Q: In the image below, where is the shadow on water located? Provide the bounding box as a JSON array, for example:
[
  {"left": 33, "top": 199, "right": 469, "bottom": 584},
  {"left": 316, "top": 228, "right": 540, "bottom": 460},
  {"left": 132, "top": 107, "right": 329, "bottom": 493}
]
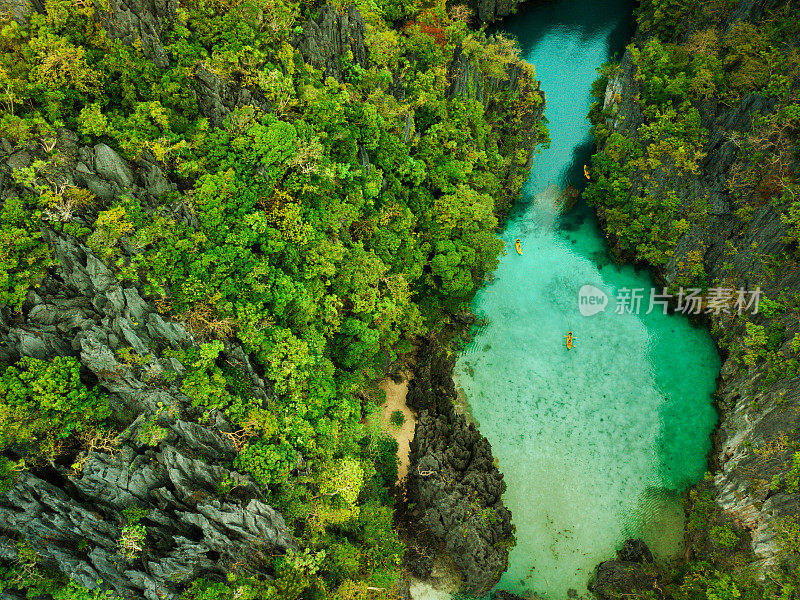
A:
[{"left": 564, "top": 140, "right": 596, "bottom": 190}]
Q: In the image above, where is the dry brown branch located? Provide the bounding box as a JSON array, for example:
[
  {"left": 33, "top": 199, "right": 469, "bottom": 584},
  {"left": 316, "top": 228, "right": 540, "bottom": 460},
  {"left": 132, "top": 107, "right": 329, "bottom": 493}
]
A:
[{"left": 179, "top": 302, "right": 234, "bottom": 340}]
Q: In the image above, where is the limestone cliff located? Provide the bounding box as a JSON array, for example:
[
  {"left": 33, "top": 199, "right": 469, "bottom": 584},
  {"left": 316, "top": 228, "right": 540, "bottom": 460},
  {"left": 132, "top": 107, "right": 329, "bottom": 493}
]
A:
[
  {"left": 450, "top": 0, "right": 525, "bottom": 25},
  {"left": 447, "top": 42, "right": 546, "bottom": 212},
  {"left": 0, "top": 141, "right": 295, "bottom": 600}
]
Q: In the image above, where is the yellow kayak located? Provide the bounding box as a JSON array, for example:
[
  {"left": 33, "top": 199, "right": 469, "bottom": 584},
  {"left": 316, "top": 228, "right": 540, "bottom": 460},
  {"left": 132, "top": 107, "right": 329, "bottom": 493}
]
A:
[
  {"left": 565, "top": 331, "right": 573, "bottom": 350},
  {"left": 515, "top": 239, "right": 522, "bottom": 255},
  {"left": 584, "top": 165, "right": 591, "bottom": 180}
]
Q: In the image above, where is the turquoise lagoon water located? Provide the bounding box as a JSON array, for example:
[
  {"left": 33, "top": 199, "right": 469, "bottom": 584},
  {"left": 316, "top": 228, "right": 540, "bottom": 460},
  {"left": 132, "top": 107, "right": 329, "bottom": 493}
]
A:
[{"left": 454, "top": 0, "right": 721, "bottom": 597}]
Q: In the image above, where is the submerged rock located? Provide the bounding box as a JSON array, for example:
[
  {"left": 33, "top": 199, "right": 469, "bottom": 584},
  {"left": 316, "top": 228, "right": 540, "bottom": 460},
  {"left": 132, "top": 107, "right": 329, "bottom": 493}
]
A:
[
  {"left": 617, "top": 538, "right": 654, "bottom": 563},
  {"left": 493, "top": 590, "right": 528, "bottom": 600},
  {"left": 590, "top": 539, "right": 661, "bottom": 600}
]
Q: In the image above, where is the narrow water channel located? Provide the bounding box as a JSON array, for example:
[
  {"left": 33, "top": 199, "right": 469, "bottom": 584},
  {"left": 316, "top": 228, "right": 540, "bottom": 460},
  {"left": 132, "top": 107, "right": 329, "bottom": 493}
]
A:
[{"left": 454, "top": 0, "right": 721, "bottom": 597}]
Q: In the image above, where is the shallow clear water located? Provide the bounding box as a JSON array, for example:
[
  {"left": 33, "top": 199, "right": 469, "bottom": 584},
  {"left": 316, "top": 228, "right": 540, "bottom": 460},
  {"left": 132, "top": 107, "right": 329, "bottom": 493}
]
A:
[{"left": 453, "top": 1, "right": 721, "bottom": 597}]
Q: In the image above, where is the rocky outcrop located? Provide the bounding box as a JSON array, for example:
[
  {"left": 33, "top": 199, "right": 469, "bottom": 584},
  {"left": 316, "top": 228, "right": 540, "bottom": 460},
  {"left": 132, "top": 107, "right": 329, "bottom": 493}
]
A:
[
  {"left": 404, "top": 341, "right": 514, "bottom": 596},
  {"left": 447, "top": 42, "right": 546, "bottom": 199},
  {"left": 190, "top": 5, "right": 368, "bottom": 126},
  {"left": 0, "top": 140, "right": 293, "bottom": 600},
  {"left": 291, "top": 5, "right": 368, "bottom": 82},
  {"left": 450, "top": 0, "right": 525, "bottom": 26},
  {"left": 192, "top": 65, "right": 273, "bottom": 129},
  {"left": 1, "top": 426, "right": 294, "bottom": 600},
  {"left": 95, "top": 0, "right": 177, "bottom": 68},
  {"left": 590, "top": 539, "right": 661, "bottom": 600},
  {"left": 596, "top": 0, "right": 800, "bottom": 577}
]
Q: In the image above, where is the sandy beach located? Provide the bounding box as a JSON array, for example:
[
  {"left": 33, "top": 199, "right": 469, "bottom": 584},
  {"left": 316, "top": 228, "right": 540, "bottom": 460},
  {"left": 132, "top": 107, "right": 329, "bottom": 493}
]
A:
[{"left": 379, "top": 373, "right": 416, "bottom": 484}]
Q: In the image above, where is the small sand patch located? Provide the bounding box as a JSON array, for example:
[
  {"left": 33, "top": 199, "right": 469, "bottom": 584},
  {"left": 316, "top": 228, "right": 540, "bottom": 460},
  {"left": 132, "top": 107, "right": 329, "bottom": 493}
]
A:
[
  {"left": 379, "top": 373, "right": 416, "bottom": 483},
  {"left": 408, "top": 555, "right": 462, "bottom": 600}
]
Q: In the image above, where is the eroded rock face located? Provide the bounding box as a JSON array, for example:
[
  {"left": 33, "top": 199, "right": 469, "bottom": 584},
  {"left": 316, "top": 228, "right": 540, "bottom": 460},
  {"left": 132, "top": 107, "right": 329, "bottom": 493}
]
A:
[
  {"left": 192, "top": 64, "right": 272, "bottom": 129},
  {"left": 291, "top": 5, "right": 368, "bottom": 82},
  {"left": 95, "top": 0, "right": 177, "bottom": 68},
  {"left": 404, "top": 341, "right": 514, "bottom": 596},
  {"left": 451, "top": 0, "right": 525, "bottom": 25},
  {"left": 597, "top": 0, "right": 800, "bottom": 576},
  {"left": 0, "top": 140, "right": 293, "bottom": 600},
  {"left": 1, "top": 430, "right": 294, "bottom": 600}
]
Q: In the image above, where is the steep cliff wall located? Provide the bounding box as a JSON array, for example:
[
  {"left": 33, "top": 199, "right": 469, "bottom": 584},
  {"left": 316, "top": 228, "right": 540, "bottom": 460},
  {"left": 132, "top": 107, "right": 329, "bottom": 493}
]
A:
[
  {"left": 450, "top": 0, "right": 526, "bottom": 25},
  {"left": 590, "top": 0, "right": 800, "bottom": 584},
  {"left": 447, "top": 42, "right": 547, "bottom": 212}
]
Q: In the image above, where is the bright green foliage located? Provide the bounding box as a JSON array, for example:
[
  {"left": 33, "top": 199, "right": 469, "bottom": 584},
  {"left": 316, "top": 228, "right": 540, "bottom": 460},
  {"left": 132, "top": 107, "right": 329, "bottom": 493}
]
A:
[
  {"left": 785, "top": 453, "right": 800, "bottom": 494},
  {"left": 672, "top": 562, "right": 746, "bottom": 600},
  {"left": 0, "top": 356, "right": 110, "bottom": 457},
  {"left": 0, "top": 0, "right": 544, "bottom": 594},
  {"left": 315, "top": 457, "right": 365, "bottom": 525},
  {"left": 710, "top": 525, "right": 739, "bottom": 548},
  {"left": 184, "top": 551, "right": 325, "bottom": 600},
  {"left": 0, "top": 194, "right": 53, "bottom": 309},
  {"left": 373, "top": 437, "right": 399, "bottom": 490},
  {"left": 117, "top": 524, "right": 146, "bottom": 560},
  {"left": 741, "top": 323, "right": 767, "bottom": 368},
  {"left": 234, "top": 440, "right": 297, "bottom": 488},
  {"left": 87, "top": 205, "right": 135, "bottom": 261},
  {"left": 737, "top": 321, "right": 800, "bottom": 386},
  {"left": 122, "top": 506, "right": 148, "bottom": 524},
  {"left": 0, "top": 541, "right": 120, "bottom": 599},
  {"left": 389, "top": 410, "right": 405, "bottom": 426},
  {"left": 184, "top": 575, "right": 278, "bottom": 600},
  {"left": 783, "top": 190, "right": 800, "bottom": 254}
]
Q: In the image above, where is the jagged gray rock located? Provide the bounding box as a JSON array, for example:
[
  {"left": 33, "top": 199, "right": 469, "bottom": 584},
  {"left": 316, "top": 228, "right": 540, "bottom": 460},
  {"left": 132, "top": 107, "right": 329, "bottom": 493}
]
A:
[
  {"left": 291, "top": 5, "right": 368, "bottom": 82},
  {"left": 449, "top": 0, "right": 524, "bottom": 25},
  {"left": 94, "top": 144, "right": 135, "bottom": 189},
  {"left": 0, "top": 136, "right": 295, "bottom": 600},
  {"left": 95, "top": 0, "right": 177, "bottom": 68},
  {"left": 405, "top": 341, "right": 514, "bottom": 595},
  {"left": 192, "top": 64, "right": 272, "bottom": 128}
]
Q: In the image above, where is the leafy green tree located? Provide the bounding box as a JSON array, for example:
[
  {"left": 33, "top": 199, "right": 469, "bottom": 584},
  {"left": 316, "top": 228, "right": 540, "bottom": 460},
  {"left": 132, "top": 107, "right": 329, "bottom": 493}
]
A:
[
  {"left": 0, "top": 356, "right": 111, "bottom": 454},
  {"left": 0, "top": 195, "right": 52, "bottom": 309}
]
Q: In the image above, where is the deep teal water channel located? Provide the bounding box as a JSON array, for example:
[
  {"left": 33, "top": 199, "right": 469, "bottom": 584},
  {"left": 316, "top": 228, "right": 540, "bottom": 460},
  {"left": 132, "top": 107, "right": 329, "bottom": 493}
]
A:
[{"left": 453, "top": 0, "right": 721, "bottom": 597}]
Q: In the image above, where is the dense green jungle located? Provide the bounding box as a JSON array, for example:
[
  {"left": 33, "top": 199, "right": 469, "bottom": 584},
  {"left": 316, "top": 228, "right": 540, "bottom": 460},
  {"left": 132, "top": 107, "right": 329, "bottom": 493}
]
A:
[{"left": 0, "top": 0, "right": 797, "bottom": 597}]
